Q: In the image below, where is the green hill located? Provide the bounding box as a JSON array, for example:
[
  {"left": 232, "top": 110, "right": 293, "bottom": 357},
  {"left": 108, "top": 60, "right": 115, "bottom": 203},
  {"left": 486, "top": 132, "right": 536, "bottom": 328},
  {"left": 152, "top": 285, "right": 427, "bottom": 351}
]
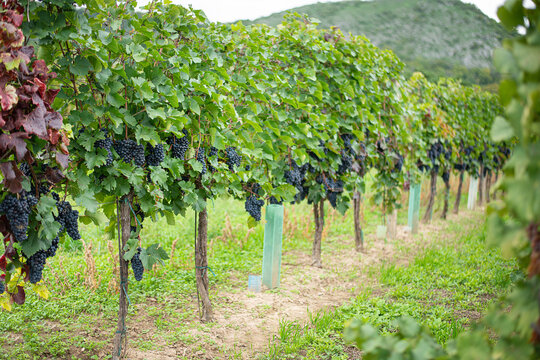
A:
[{"left": 245, "top": 0, "right": 514, "bottom": 87}]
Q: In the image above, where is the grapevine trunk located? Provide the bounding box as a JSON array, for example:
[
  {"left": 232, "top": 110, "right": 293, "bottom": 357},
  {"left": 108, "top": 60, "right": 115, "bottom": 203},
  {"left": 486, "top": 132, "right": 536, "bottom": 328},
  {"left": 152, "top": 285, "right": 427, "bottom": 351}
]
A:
[
  {"left": 422, "top": 170, "right": 437, "bottom": 223},
  {"left": 442, "top": 178, "right": 450, "bottom": 219},
  {"left": 112, "top": 193, "right": 133, "bottom": 360},
  {"left": 312, "top": 200, "right": 324, "bottom": 268},
  {"left": 477, "top": 166, "right": 484, "bottom": 206},
  {"left": 485, "top": 171, "right": 491, "bottom": 203},
  {"left": 353, "top": 191, "right": 364, "bottom": 252},
  {"left": 453, "top": 170, "right": 464, "bottom": 214}
]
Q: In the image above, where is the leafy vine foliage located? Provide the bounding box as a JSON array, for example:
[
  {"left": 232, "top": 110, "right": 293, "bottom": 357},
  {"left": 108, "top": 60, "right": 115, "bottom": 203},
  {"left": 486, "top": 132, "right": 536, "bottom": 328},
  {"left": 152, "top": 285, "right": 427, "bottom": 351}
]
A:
[
  {"left": 345, "top": 1, "right": 540, "bottom": 359},
  {"left": 0, "top": 0, "right": 78, "bottom": 309}
]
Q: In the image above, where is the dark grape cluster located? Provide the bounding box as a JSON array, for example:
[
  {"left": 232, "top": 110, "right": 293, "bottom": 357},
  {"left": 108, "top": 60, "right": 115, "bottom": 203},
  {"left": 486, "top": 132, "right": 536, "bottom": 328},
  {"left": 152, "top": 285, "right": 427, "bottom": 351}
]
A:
[
  {"left": 133, "top": 144, "right": 145, "bottom": 167},
  {"left": 113, "top": 139, "right": 137, "bottom": 163},
  {"left": 0, "top": 192, "right": 37, "bottom": 242},
  {"left": 245, "top": 195, "right": 265, "bottom": 221},
  {"left": 0, "top": 280, "right": 4, "bottom": 294},
  {"left": 308, "top": 140, "right": 328, "bottom": 161},
  {"left": 392, "top": 153, "right": 404, "bottom": 173},
  {"left": 208, "top": 146, "right": 219, "bottom": 172},
  {"left": 45, "top": 236, "right": 60, "bottom": 258},
  {"left": 245, "top": 165, "right": 251, "bottom": 171},
  {"left": 428, "top": 142, "right": 444, "bottom": 166},
  {"left": 294, "top": 185, "right": 309, "bottom": 203},
  {"left": 20, "top": 162, "right": 31, "bottom": 177},
  {"left": 146, "top": 143, "right": 164, "bottom": 166},
  {"left": 28, "top": 250, "right": 47, "bottom": 284},
  {"left": 442, "top": 171, "right": 450, "bottom": 184},
  {"left": 323, "top": 177, "right": 344, "bottom": 209},
  {"left": 225, "top": 147, "right": 241, "bottom": 172},
  {"left": 337, "top": 151, "right": 353, "bottom": 175},
  {"left": 95, "top": 130, "right": 113, "bottom": 166},
  {"left": 167, "top": 130, "right": 190, "bottom": 159},
  {"left": 284, "top": 161, "right": 303, "bottom": 187},
  {"left": 56, "top": 200, "right": 81, "bottom": 240},
  {"left": 269, "top": 196, "right": 282, "bottom": 205},
  {"left": 341, "top": 133, "right": 355, "bottom": 151},
  {"left": 131, "top": 247, "right": 144, "bottom": 281},
  {"left": 196, "top": 148, "right": 207, "bottom": 174},
  {"left": 251, "top": 183, "right": 261, "bottom": 195}
]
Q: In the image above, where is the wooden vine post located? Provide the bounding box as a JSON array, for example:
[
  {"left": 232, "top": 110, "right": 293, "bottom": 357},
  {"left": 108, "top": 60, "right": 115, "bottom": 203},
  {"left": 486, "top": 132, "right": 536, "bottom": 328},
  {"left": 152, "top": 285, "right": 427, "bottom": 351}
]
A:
[
  {"left": 195, "top": 208, "right": 213, "bottom": 322},
  {"left": 386, "top": 209, "right": 398, "bottom": 240},
  {"left": 312, "top": 200, "right": 325, "bottom": 268}
]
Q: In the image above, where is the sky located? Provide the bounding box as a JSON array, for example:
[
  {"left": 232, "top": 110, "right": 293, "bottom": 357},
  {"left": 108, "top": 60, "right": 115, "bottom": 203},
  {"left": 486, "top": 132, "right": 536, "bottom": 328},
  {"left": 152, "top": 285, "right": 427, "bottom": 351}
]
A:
[{"left": 138, "top": 0, "right": 509, "bottom": 23}]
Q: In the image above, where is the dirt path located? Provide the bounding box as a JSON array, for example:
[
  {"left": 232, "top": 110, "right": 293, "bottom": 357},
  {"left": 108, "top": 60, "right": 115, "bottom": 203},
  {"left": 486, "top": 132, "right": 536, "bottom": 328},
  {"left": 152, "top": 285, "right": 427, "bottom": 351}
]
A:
[{"left": 128, "top": 208, "right": 481, "bottom": 360}]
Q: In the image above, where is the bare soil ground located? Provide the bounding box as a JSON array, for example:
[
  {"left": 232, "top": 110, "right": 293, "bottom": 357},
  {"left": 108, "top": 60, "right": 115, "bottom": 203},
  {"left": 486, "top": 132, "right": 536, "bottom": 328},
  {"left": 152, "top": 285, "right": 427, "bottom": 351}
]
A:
[{"left": 125, "top": 209, "right": 480, "bottom": 360}]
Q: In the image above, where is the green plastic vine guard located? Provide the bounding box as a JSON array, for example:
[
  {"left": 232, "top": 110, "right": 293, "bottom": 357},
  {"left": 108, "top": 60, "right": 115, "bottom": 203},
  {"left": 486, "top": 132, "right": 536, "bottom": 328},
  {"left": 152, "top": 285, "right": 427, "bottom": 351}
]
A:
[
  {"left": 408, "top": 180, "right": 423, "bottom": 234},
  {"left": 262, "top": 204, "right": 284, "bottom": 289},
  {"left": 467, "top": 177, "right": 478, "bottom": 210}
]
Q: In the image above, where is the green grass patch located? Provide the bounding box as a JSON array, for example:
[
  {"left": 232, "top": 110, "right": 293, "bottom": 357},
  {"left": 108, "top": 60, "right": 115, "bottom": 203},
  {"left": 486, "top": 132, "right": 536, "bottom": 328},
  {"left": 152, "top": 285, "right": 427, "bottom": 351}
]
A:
[{"left": 263, "top": 222, "right": 519, "bottom": 359}]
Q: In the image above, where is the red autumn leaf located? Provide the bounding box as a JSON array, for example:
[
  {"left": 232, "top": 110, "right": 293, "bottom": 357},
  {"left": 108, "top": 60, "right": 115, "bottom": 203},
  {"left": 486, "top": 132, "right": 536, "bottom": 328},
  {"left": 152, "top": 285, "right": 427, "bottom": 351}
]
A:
[
  {"left": 55, "top": 150, "right": 69, "bottom": 169},
  {"left": 45, "top": 109, "right": 62, "bottom": 130},
  {"left": 23, "top": 95, "right": 48, "bottom": 139},
  {"left": 0, "top": 21, "right": 24, "bottom": 48},
  {"left": 4, "top": 241, "right": 16, "bottom": 260},
  {"left": 48, "top": 128, "right": 60, "bottom": 145},
  {"left": 0, "top": 84, "right": 19, "bottom": 111},
  {"left": 44, "top": 165, "right": 65, "bottom": 184},
  {"left": 11, "top": 285, "right": 25, "bottom": 305},
  {"left": 0, "top": 132, "right": 29, "bottom": 160},
  {"left": 0, "top": 254, "right": 6, "bottom": 271},
  {"left": 0, "top": 160, "right": 23, "bottom": 193},
  {"left": 44, "top": 88, "right": 59, "bottom": 105},
  {"left": 32, "top": 77, "right": 46, "bottom": 98}
]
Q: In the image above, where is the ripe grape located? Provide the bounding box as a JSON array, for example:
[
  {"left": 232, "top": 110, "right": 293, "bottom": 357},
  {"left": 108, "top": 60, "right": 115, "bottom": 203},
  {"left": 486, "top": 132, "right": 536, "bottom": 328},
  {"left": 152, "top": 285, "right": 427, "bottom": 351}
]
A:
[
  {"left": 95, "top": 130, "right": 113, "bottom": 166},
  {"left": 341, "top": 133, "right": 355, "bottom": 151},
  {"left": 0, "top": 194, "right": 34, "bottom": 242},
  {"left": 196, "top": 148, "right": 207, "bottom": 174},
  {"left": 442, "top": 171, "right": 450, "bottom": 184},
  {"left": 323, "top": 177, "right": 343, "bottom": 209},
  {"left": 208, "top": 147, "right": 219, "bottom": 172},
  {"left": 337, "top": 151, "right": 352, "bottom": 175},
  {"left": 28, "top": 250, "right": 47, "bottom": 284},
  {"left": 113, "top": 139, "right": 136, "bottom": 163},
  {"left": 45, "top": 236, "right": 60, "bottom": 258},
  {"left": 20, "top": 163, "right": 31, "bottom": 177},
  {"left": 56, "top": 201, "right": 81, "bottom": 240},
  {"left": 392, "top": 153, "right": 404, "bottom": 173},
  {"left": 133, "top": 144, "right": 145, "bottom": 167},
  {"left": 225, "top": 147, "right": 242, "bottom": 172},
  {"left": 245, "top": 195, "right": 265, "bottom": 221},
  {"left": 167, "top": 130, "right": 190, "bottom": 159},
  {"left": 131, "top": 247, "right": 144, "bottom": 281},
  {"left": 284, "top": 161, "right": 302, "bottom": 187},
  {"left": 0, "top": 281, "right": 4, "bottom": 294},
  {"left": 146, "top": 143, "right": 165, "bottom": 166},
  {"left": 269, "top": 196, "right": 282, "bottom": 205}
]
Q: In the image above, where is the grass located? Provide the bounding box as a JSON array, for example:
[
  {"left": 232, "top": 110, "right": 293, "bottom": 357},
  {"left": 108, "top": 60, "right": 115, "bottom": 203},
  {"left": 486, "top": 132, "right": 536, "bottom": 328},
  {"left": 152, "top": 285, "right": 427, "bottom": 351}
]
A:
[
  {"left": 262, "top": 220, "right": 519, "bottom": 359},
  {"left": 0, "top": 174, "right": 498, "bottom": 359}
]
